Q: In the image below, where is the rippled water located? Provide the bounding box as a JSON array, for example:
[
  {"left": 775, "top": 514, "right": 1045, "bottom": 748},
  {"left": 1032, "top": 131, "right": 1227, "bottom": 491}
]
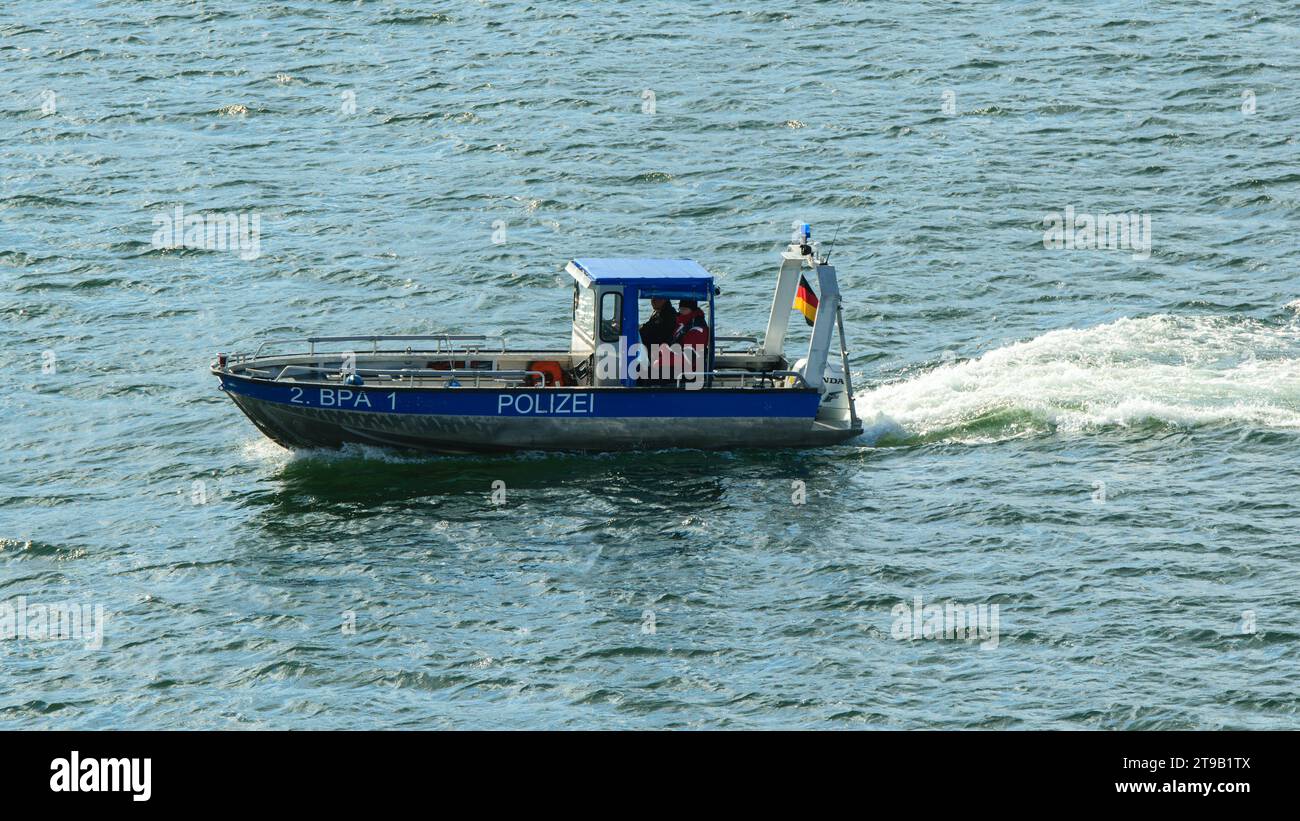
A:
[{"left": 3, "top": 1, "right": 1299, "bottom": 728}]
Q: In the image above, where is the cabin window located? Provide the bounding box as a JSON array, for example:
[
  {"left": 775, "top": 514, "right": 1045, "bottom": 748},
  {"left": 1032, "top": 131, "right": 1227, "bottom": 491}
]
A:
[
  {"left": 573, "top": 286, "right": 595, "bottom": 343},
  {"left": 599, "top": 292, "right": 621, "bottom": 342}
]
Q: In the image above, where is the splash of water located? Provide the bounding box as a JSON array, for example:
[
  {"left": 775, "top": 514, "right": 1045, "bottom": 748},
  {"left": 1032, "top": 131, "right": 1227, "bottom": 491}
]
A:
[{"left": 854, "top": 315, "right": 1300, "bottom": 445}]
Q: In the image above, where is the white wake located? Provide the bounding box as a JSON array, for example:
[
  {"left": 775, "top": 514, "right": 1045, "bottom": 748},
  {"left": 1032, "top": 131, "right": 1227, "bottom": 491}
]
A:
[{"left": 854, "top": 314, "right": 1300, "bottom": 444}]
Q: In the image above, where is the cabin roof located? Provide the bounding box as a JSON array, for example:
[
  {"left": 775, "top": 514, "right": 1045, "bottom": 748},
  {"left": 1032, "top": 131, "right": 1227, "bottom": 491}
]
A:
[{"left": 568, "top": 258, "right": 713, "bottom": 289}]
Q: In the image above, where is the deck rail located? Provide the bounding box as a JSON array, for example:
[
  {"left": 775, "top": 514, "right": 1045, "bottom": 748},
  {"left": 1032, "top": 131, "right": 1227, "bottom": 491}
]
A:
[
  {"left": 713, "top": 335, "right": 760, "bottom": 353},
  {"left": 632, "top": 369, "right": 810, "bottom": 388},
  {"left": 218, "top": 348, "right": 810, "bottom": 390},
  {"left": 264, "top": 367, "right": 806, "bottom": 389},
  {"left": 357, "top": 367, "right": 544, "bottom": 387},
  {"left": 276, "top": 367, "right": 546, "bottom": 388},
  {"left": 703, "top": 369, "right": 809, "bottom": 388},
  {"left": 232, "top": 333, "right": 766, "bottom": 363},
  {"left": 244, "top": 334, "right": 508, "bottom": 361}
]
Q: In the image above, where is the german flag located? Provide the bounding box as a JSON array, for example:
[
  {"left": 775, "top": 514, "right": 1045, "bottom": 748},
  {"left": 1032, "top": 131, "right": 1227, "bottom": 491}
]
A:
[{"left": 794, "top": 275, "right": 818, "bottom": 326}]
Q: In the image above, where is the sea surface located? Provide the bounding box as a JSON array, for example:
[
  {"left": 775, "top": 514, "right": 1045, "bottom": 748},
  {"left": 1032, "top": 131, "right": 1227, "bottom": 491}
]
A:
[{"left": 2, "top": 1, "right": 1299, "bottom": 729}]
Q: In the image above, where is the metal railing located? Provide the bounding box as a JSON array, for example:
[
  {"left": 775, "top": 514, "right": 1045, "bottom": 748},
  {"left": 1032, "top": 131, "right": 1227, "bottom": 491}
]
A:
[
  {"left": 714, "top": 335, "right": 760, "bottom": 353},
  {"left": 718, "top": 369, "right": 809, "bottom": 388},
  {"left": 651, "top": 369, "right": 810, "bottom": 389},
  {"left": 249, "top": 333, "right": 508, "bottom": 360},
  {"left": 232, "top": 333, "right": 770, "bottom": 364},
  {"left": 283, "top": 367, "right": 546, "bottom": 388},
  {"left": 217, "top": 346, "right": 809, "bottom": 390}
]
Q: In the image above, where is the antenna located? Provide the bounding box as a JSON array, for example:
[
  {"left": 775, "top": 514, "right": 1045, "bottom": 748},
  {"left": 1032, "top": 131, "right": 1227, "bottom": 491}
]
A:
[{"left": 822, "top": 225, "right": 841, "bottom": 264}]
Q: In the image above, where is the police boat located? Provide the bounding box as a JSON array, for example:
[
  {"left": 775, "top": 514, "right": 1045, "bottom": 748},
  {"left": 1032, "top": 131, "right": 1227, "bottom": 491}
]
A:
[{"left": 211, "top": 227, "right": 862, "bottom": 453}]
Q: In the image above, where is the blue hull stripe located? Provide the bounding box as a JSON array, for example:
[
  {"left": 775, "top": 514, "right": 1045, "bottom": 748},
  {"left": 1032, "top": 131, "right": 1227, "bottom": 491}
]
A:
[{"left": 220, "top": 376, "right": 820, "bottom": 419}]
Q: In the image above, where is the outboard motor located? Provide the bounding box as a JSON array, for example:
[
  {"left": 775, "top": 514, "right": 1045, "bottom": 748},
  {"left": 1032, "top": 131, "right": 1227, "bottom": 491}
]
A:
[{"left": 789, "top": 357, "right": 853, "bottom": 424}]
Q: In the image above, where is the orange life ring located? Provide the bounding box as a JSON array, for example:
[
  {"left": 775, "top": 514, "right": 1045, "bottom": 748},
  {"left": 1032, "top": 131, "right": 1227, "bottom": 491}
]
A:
[{"left": 525, "top": 360, "right": 567, "bottom": 387}]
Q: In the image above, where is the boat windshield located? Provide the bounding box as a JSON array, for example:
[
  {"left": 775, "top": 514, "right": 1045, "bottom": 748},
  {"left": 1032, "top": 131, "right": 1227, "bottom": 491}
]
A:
[{"left": 573, "top": 284, "right": 595, "bottom": 343}]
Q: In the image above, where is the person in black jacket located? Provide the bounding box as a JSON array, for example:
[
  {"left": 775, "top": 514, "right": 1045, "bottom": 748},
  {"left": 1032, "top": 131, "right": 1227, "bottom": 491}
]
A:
[
  {"left": 639, "top": 298, "right": 676, "bottom": 346},
  {"left": 637, "top": 298, "right": 676, "bottom": 385}
]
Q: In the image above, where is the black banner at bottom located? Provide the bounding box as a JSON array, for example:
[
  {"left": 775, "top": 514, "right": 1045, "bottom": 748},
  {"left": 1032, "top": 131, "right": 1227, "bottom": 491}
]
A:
[{"left": 1, "top": 730, "right": 1283, "bottom": 808}]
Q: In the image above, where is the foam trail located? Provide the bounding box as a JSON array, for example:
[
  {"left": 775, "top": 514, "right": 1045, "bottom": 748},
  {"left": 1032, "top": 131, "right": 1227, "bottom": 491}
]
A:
[
  {"left": 240, "top": 436, "right": 291, "bottom": 463},
  {"left": 853, "top": 315, "right": 1300, "bottom": 445}
]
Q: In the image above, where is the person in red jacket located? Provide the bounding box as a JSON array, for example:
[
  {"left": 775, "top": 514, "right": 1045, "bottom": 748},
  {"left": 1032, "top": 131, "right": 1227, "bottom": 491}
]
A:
[
  {"left": 673, "top": 299, "right": 709, "bottom": 345},
  {"left": 653, "top": 298, "right": 709, "bottom": 381}
]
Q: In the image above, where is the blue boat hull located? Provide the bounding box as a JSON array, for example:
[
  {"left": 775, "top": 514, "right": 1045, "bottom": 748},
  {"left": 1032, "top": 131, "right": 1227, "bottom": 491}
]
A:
[{"left": 217, "top": 374, "right": 858, "bottom": 453}]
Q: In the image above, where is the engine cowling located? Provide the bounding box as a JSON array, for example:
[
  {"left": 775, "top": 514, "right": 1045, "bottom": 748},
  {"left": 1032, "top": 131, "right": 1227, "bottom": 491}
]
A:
[{"left": 789, "top": 357, "right": 852, "bottom": 424}]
